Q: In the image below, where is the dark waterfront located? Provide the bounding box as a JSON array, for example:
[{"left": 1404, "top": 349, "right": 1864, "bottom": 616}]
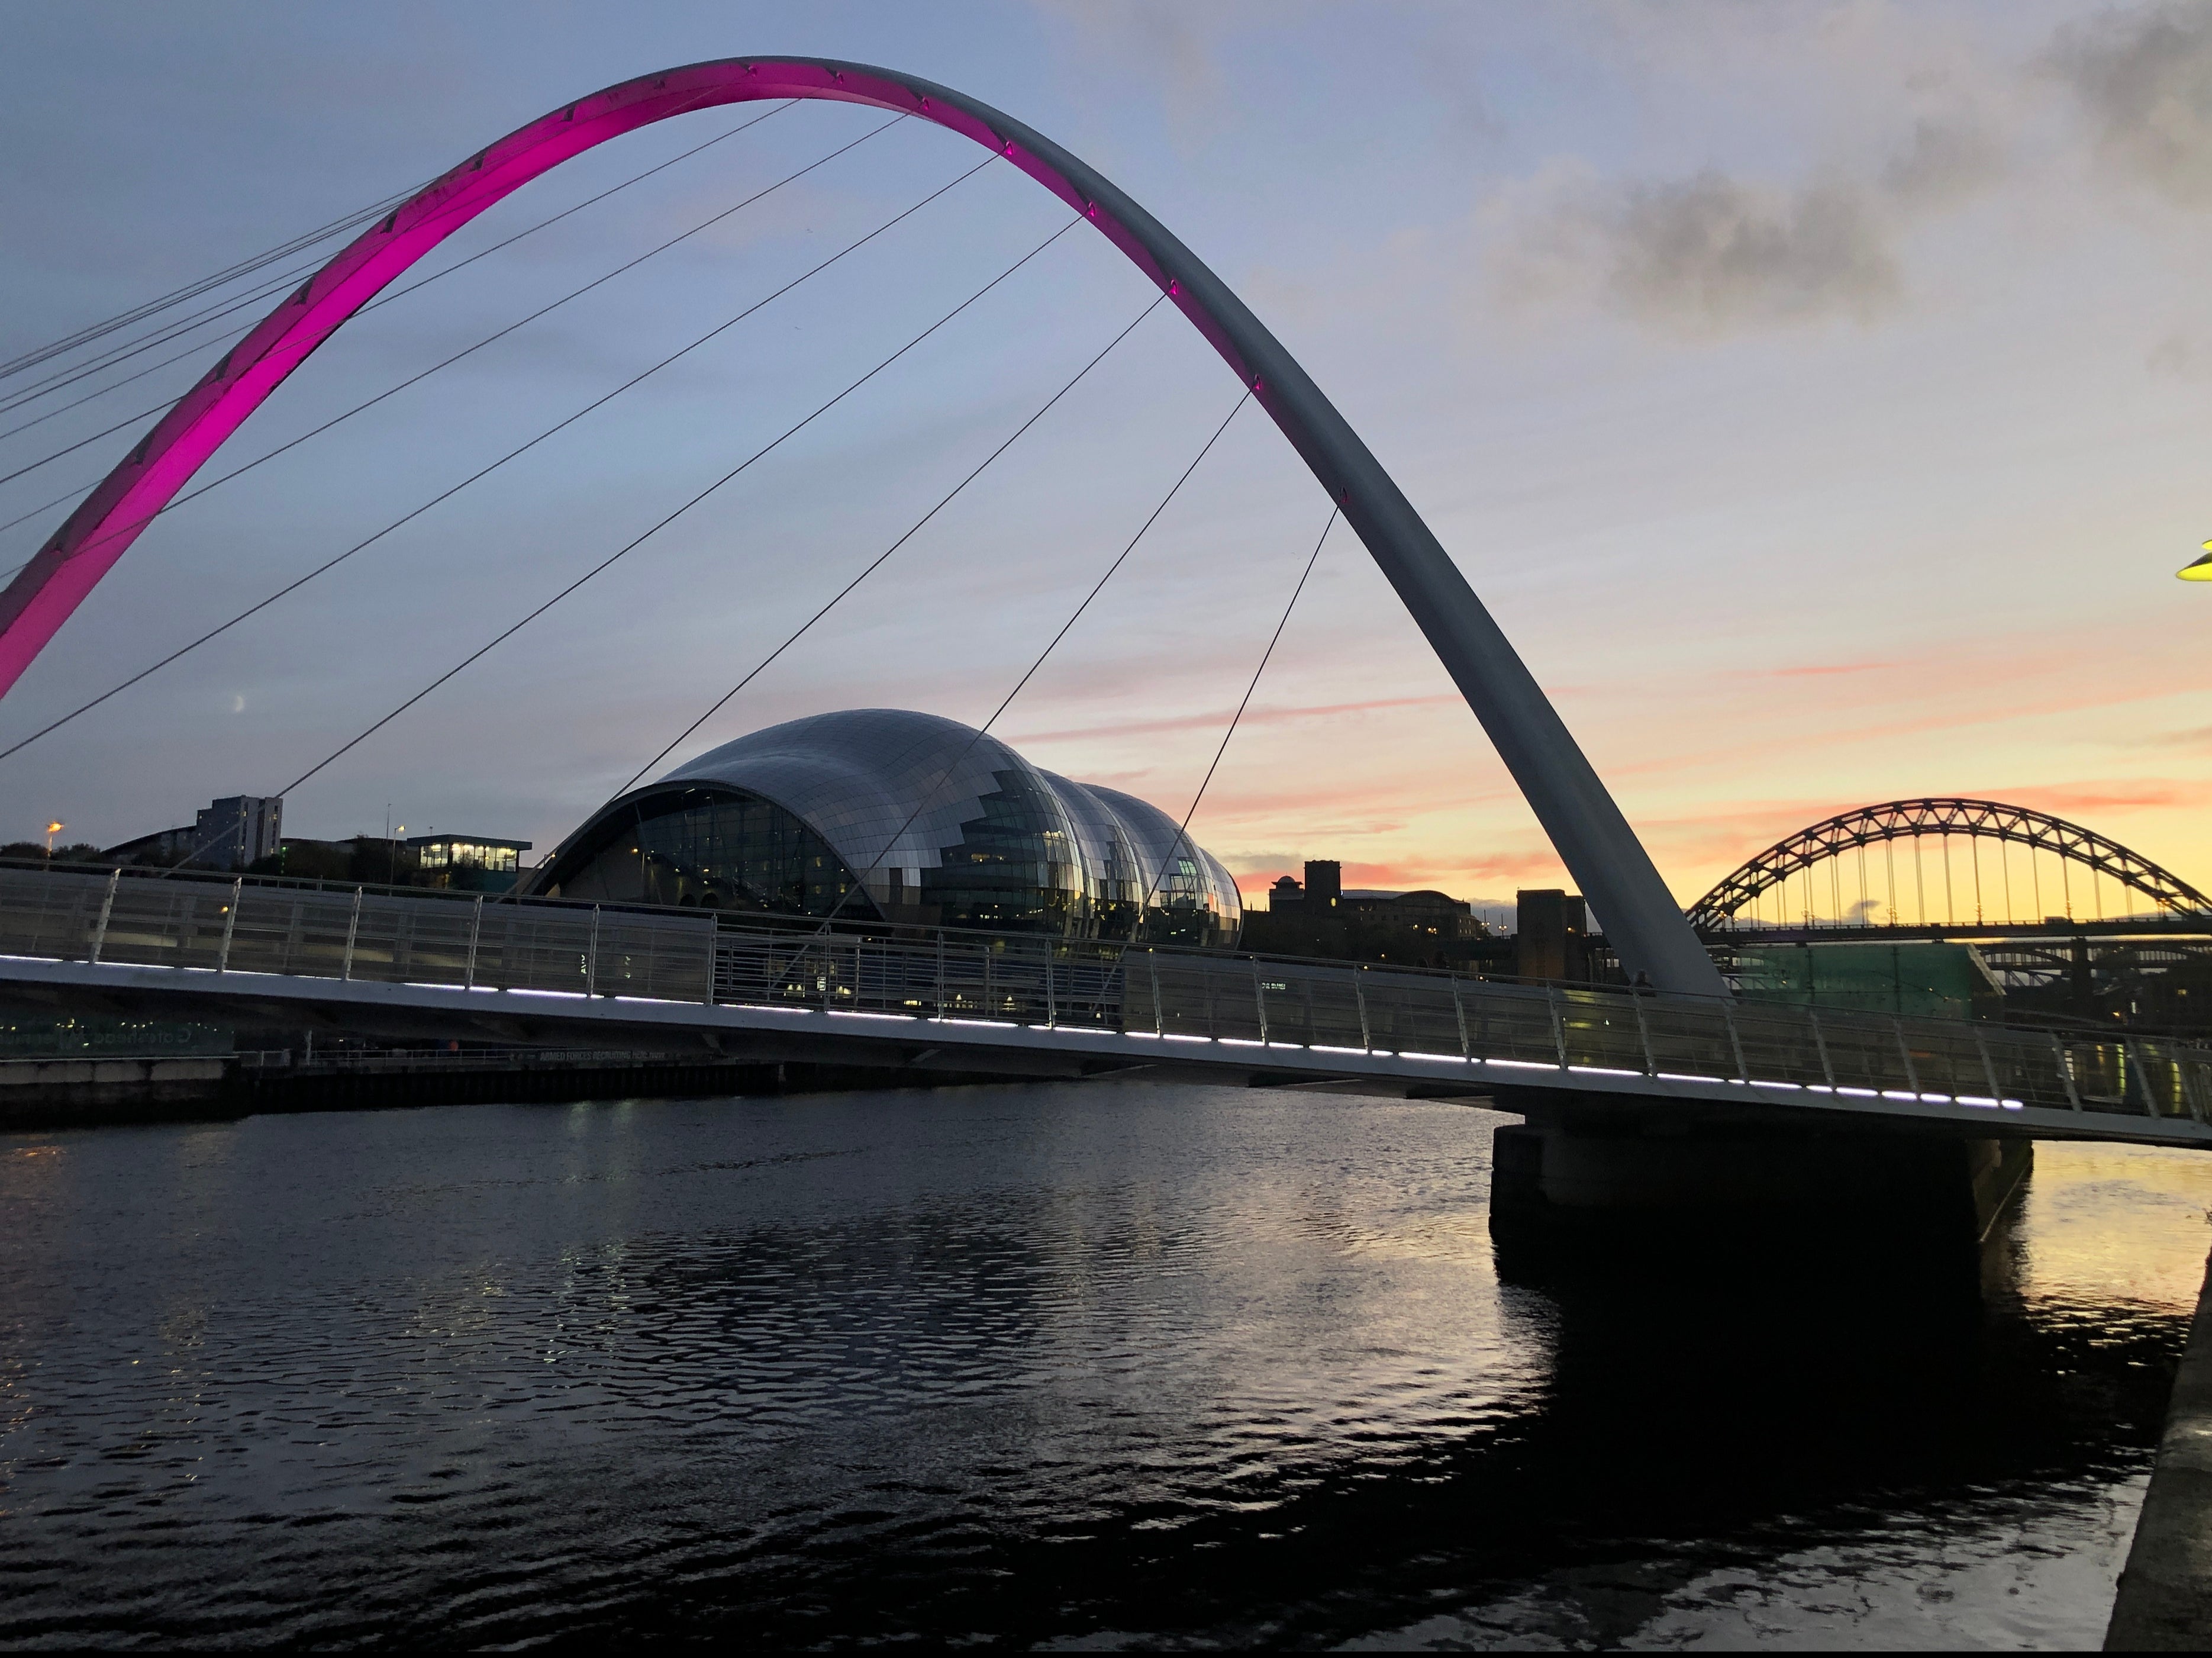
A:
[{"left": 1, "top": 1084, "right": 2205, "bottom": 1649}]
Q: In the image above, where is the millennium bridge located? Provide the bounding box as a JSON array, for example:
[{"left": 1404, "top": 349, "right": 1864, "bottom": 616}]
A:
[
  {"left": 3, "top": 59, "right": 2209, "bottom": 1238},
  {"left": 3, "top": 862, "right": 2205, "bottom": 1152}
]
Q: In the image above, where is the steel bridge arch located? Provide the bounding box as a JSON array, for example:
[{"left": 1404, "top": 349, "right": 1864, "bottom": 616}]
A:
[
  {"left": 1688, "top": 798, "right": 2212, "bottom": 930},
  {"left": 0, "top": 56, "right": 1725, "bottom": 994}
]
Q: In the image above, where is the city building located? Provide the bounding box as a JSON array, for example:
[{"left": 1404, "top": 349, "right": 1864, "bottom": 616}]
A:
[
  {"left": 198, "top": 796, "right": 283, "bottom": 870},
  {"left": 405, "top": 833, "right": 533, "bottom": 893},
  {"left": 1267, "top": 861, "right": 1482, "bottom": 937},
  {"left": 269, "top": 832, "right": 528, "bottom": 890},
  {"left": 1514, "top": 888, "right": 1588, "bottom": 982},
  {"left": 1248, "top": 860, "right": 1490, "bottom": 968},
  {"left": 1271, "top": 859, "right": 1342, "bottom": 911},
  {"left": 101, "top": 794, "right": 282, "bottom": 871},
  {"left": 530, "top": 708, "right": 1241, "bottom": 945}
]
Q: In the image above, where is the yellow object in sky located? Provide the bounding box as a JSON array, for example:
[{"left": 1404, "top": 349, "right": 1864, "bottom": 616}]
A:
[{"left": 2184, "top": 540, "right": 2212, "bottom": 581}]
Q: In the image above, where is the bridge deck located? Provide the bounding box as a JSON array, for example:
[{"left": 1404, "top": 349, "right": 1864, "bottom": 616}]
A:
[{"left": 3, "top": 867, "right": 2209, "bottom": 1148}]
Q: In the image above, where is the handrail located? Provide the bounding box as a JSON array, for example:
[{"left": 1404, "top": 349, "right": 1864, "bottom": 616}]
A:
[
  {"left": 1, "top": 862, "right": 2207, "bottom": 1126},
  {"left": 14, "top": 855, "right": 2198, "bottom": 1039}
]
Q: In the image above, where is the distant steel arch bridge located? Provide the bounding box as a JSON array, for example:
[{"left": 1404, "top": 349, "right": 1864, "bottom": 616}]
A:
[{"left": 1689, "top": 799, "right": 2212, "bottom": 933}]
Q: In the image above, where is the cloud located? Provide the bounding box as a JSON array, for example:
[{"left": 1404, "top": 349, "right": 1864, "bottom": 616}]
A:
[
  {"left": 2145, "top": 331, "right": 2212, "bottom": 378},
  {"left": 1880, "top": 117, "right": 2005, "bottom": 208},
  {"left": 1484, "top": 99, "right": 2008, "bottom": 339},
  {"left": 1004, "top": 691, "right": 1462, "bottom": 747},
  {"left": 1995, "top": 780, "right": 2212, "bottom": 817},
  {"left": 1743, "top": 658, "right": 1900, "bottom": 680},
  {"left": 1489, "top": 162, "right": 1910, "bottom": 337},
  {"left": 1228, "top": 851, "right": 1566, "bottom": 904},
  {"left": 2049, "top": 2, "right": 2212, "bottom": 205},
  {"left": 1028, "top": 0, "right": 1230, "bottom": 141}
]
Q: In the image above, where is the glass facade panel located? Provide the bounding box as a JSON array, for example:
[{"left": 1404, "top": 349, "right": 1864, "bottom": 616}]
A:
[
  {"left": 404, "top": 833, "right": 533, "bottom": 893},
  {"left": 920, "top": 767, "right": 1086, "bottom": 933},
  {"left": 1082, "top": 782, "right": 1241, "bottom": 949},
  {"left": 413, "top": 839, "right": 523, "bottom": 875},
  {"left": 548, "top": 787, "right": 870, "bottom": 919}
]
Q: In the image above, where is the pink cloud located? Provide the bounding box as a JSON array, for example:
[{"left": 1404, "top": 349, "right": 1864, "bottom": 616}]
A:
[
  {"left": 1992, "top": 781, "right": 2212, "bottom": 817},
  {"left": 1004, "top": 693, "right": 1463, "bottom": 747},
  {"left": 1233, "top": 846, "right": 1572, "bottom": 902},
  {"left": 1750, "top": 659, "right": 1900, "bottom": 680}
]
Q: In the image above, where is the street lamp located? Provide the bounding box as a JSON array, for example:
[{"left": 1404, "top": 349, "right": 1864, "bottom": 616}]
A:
[
  {"left": 2182, "top": 540, "right": 2212, "bottom": 582},
  {"left": 44, "top": 821, "right": 62, "bottom": 855}
]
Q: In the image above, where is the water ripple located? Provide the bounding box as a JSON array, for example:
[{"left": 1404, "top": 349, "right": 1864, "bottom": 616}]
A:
[{"left": 1, "top": 1088, "right": 2204, "bottom": 1647}]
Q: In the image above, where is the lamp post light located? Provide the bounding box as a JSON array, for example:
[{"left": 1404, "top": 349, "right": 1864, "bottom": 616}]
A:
[
  {"left": 2182, "top": 540, "right": 2212, "bottom": 582},
  {"left": 44, "top": 820, "right": 62, "bottom": 855}
]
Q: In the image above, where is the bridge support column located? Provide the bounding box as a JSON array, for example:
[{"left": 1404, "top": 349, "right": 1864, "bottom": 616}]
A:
[{"left": 1489, "top": 1092, "right": 2032, "bottom": 1257}]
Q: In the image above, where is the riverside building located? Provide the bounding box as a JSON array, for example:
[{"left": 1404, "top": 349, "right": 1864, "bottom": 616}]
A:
[{"left": 531, "top": 709, "right": 1242, "bottom": 947}]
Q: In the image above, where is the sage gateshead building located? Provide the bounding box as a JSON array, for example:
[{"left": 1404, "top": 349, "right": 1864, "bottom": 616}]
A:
[{"left": 530, "top": 709, "right": 1242, "bottom": 947}]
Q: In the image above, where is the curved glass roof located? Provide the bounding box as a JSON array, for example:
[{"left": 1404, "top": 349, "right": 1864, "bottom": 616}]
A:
[
  {"left": 543, "top": 709, "right": 1240, "bottom": 942},
  {"left": 667, "top": 710, "right": 1070, "bottom": 892}
]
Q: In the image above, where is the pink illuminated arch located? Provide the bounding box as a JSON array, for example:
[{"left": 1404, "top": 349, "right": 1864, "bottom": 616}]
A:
[
  {"left": 0, "top": 57, "right": 1728, "bottom": 994},
  {"left": 0, "top": 58, "right": 1283, "bottom": 697}
]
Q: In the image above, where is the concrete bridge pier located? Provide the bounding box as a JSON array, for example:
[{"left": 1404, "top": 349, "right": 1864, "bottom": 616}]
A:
[{"left": 1488, "top": 1089, "right": 2033, "bottom": 1256}]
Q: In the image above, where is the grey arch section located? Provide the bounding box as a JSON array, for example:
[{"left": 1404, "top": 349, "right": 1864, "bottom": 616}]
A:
[{"left": 811, "top": 61, "right": 1724, "bottom": 993}]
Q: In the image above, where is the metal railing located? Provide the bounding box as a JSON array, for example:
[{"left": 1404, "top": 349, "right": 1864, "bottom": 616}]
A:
[
  {"left": 3, "top": 865, "right": 2208, "bottom": 1125},
  {"left": 0, "top": 864, "right": 711, "bottom": 1002},
  {"left": 750, "top": 923, "right": 2210, "bottom": 1122}
]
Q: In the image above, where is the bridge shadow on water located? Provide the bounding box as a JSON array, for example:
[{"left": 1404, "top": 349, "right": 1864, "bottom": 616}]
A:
[
  {"left": 574, "top": 1154, "right": 2184, "bottom": 1650},
  {"left": 1038, "top": 1260, "right": 2162, "bottom": 1647}
]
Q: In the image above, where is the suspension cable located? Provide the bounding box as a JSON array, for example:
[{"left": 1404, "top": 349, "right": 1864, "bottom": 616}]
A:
[
  {"left": 0, "top": 149, "right": 1003, "bottom": 769},
  {"left": 605, "top": 293, "right": 1169, "bottom": 807},
  {"left": 157, "top": 172, "right": 1091, "bottom": 867},
  {"left": 0, "top": 184, "right": 424, "bottom": 385},
  {"left": 1137, "top": 506, "right": 1337, "bottom": 919},
  {"left": 1, "top": 484, "right": 90, "bottom": 544},
  {"left": 0, "top": 103, "right": 796, "bottom": 445},
  {"left": 0, "top": 81, "right": 794, "bottom": 385},
  {"left": 0, "top": 255, "right": 338, "bottom": 421},
  {"left": 0, "top": 401, "right": 180, "bottom": 489},
  {"left": 0, "top": 112, "right": 905, "bottom": 598},
  {"left": 516, "top": 286, "right": 1167, "bottom": 896},
  {"left": 6, "top": 117, "right": 719, "bottom": 413},
  {"left": 0, "top": 108, "right": 792, "bottom": 553},
  {"left": 798, "top": 387, "right": 1256, "bottom": 938},
  {"left": 2, "top": 304, "right": 276, "bottom": 440}
]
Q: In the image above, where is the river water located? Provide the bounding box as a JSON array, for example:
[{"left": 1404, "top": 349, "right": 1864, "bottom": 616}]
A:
[{"left": 2, "top": 1084, "right": 2207, "bottom": 1649}]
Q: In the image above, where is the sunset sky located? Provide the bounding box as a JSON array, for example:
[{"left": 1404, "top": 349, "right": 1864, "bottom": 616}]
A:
[{"left": 2, "top": 2, "right": 2207, "bottom": 923}]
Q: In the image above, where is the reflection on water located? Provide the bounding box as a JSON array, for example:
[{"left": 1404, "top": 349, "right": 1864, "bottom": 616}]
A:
[{"left": 1, "top": 1086, "right": 2205, "bottom": 1648}]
